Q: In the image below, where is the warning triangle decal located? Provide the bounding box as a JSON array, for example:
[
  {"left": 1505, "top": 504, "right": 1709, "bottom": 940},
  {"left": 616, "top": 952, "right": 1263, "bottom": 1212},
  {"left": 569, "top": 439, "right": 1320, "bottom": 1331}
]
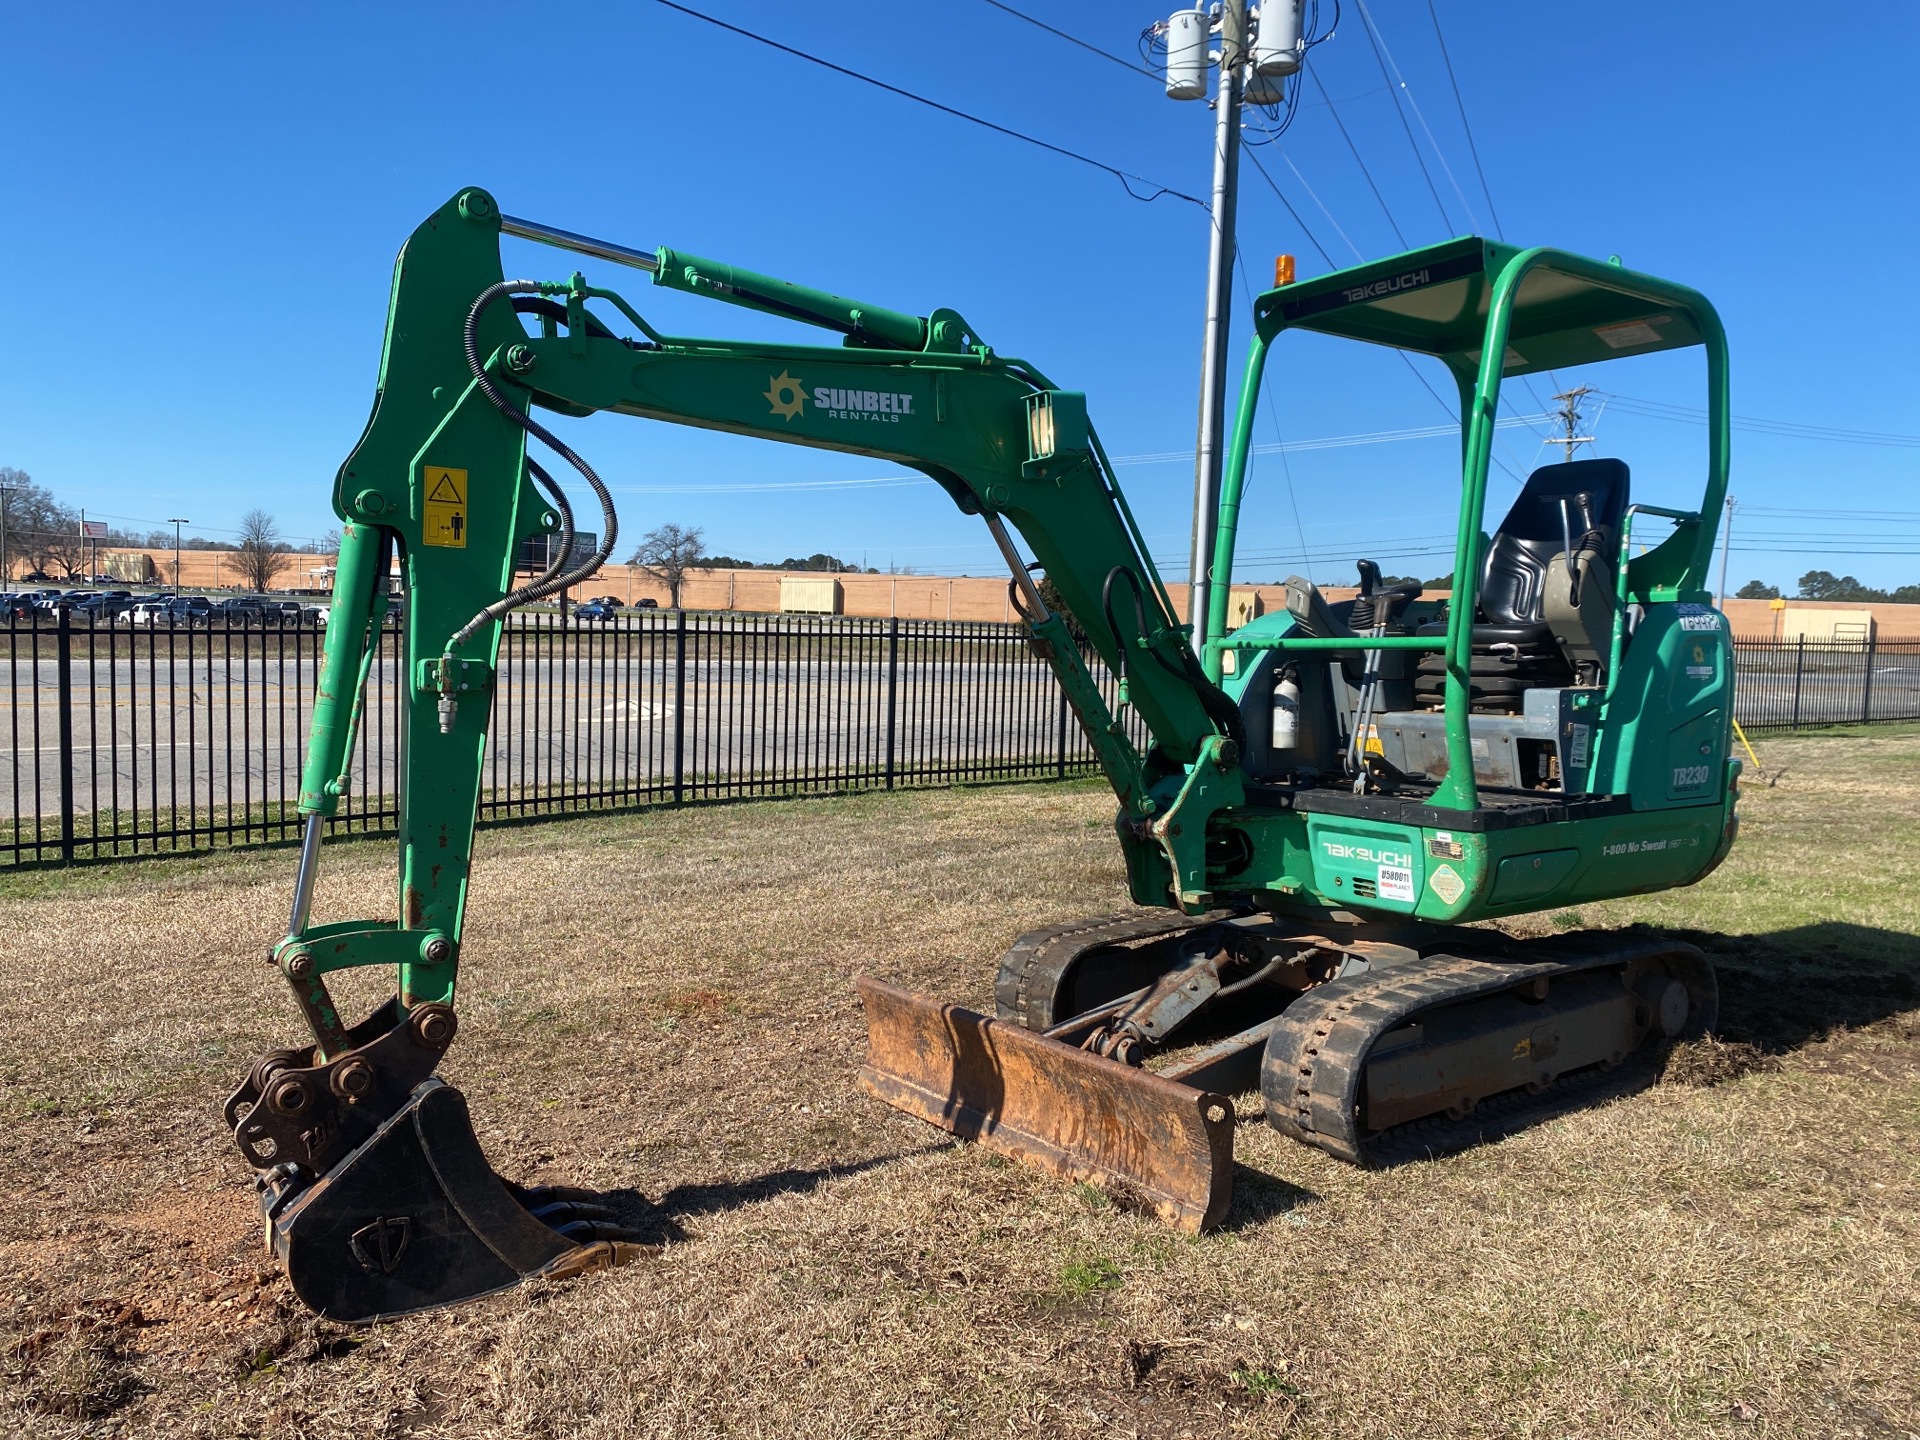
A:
[{"left": 427, "top": 475, "right": 461, "bottom": 502}]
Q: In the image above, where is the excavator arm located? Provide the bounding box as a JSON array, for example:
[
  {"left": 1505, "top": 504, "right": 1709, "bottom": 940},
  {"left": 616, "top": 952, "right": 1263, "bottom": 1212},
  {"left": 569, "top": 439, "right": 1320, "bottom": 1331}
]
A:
[{"left": 229, "top": 189, "right": 1246, "bottom": 1320}]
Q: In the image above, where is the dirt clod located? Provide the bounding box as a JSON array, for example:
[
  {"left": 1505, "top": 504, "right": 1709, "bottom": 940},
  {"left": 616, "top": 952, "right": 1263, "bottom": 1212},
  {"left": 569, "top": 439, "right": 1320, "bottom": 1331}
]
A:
[{"left": 1662, "top": 1035, "right": 1783, "bottom": 1087}]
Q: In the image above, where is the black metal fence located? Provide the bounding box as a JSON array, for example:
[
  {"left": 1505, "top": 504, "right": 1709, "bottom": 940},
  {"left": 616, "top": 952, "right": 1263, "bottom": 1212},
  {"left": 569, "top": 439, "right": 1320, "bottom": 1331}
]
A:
[
  {"left": 0, "top": 609, "right": 1124, "bottom": 867},
  {"left": 1732, "top": 636, "right": 1920, "bottom": 730},
  {"left": 4, "top": 612, "right": 1916, "bottom": 868}
]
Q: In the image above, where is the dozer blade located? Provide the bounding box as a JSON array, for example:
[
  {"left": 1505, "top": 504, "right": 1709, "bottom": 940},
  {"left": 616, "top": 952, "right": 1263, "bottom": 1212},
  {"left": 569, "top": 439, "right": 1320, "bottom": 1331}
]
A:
[
  {"left": 856, "top": 978, "right": 1234, "bottom": 1231},
  {"left": 260, "top": 1079, "right": 649, "bottom": 1323}
]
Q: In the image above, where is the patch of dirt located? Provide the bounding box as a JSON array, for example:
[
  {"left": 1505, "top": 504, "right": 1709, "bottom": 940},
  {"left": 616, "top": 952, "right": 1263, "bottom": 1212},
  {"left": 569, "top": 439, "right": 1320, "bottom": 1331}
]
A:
[
  {"left": 6, "top": 1301, "right": 150, "bottom": 1420},
  {"left": 1662, "top": 1036, "right": 1783, "bottom": 1088}
]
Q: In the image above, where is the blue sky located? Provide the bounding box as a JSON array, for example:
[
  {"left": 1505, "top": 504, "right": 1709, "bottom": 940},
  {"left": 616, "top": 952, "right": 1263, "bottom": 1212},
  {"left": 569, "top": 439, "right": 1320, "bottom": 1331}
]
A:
[{"left": 5, "top": 1, "right": 1917, "bottom": 591}]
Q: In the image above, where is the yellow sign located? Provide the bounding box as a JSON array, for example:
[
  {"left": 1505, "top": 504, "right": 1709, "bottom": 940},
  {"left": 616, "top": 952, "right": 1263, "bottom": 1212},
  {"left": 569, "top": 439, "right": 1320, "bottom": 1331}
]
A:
[{"left": 422, "top": 466, "right": 468, "bottom": 548}]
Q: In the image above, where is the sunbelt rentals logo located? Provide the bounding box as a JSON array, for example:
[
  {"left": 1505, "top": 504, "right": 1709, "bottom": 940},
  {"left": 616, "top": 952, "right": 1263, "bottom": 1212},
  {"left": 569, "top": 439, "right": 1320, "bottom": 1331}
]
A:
[
  {"left": 764, "top": 370, "right": 808, "bottom": 422},
  {"left": 764, "top": 371, "right": 916, "bottom": 425}
]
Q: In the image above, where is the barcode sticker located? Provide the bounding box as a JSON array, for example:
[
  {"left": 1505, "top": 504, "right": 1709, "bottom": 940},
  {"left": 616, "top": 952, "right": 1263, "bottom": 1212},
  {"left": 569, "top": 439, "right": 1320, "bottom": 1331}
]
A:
[{"left": 1378, "top": 864, "right": 1415, "bottom": 903}]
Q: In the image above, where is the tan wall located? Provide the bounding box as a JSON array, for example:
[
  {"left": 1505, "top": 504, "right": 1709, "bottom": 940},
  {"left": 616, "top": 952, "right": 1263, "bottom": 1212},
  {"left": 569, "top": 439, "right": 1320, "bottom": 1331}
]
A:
[
  {"left": 36, "top": 550, "right": 1920, "bottom": 638},
  {"left": 1721, "top": 598, "right": 1920, "bottom": 640}
]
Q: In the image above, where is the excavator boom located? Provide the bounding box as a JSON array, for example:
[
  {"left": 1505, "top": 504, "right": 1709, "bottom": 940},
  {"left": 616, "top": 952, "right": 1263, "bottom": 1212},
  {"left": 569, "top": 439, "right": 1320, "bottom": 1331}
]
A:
[{"left": 232, "top": 188, "right": 1241, "bottom": 1319}]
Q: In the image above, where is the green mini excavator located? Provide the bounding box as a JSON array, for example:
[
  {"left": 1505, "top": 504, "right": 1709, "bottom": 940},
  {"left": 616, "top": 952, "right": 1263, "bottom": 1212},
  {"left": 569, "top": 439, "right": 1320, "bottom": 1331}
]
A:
[{"left": 230, "top": 190, "right": 1735, "bottom": 1322}]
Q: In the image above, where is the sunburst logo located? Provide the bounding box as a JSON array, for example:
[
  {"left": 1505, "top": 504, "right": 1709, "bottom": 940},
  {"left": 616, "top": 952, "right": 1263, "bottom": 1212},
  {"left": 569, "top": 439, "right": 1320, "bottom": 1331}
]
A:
[{"left": 764, "top": 370, "right": 807, "bottom": 422}]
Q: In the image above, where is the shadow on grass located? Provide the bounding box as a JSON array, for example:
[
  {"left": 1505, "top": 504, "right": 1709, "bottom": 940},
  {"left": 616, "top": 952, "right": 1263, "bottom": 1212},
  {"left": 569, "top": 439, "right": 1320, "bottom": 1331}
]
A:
[
  {"left": 1671, "top": 921, "right": 1920, "bottom": 1051},
  {"left": 563, "top": 1149, "right": 945, "bottom": 1244},
  {"left": 1219, "top": 921, "right": 1920, "bottom": 1214},
  {"left": 509, "top": 924, "right": 1919, "bottom": 1241}
]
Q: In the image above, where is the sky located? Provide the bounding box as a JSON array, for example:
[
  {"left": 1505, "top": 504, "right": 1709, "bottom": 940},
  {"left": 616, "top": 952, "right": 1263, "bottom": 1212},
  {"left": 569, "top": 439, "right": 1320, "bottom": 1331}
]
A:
[{"left": 5, "top": 0, "right": 1918, "bottom": 593}]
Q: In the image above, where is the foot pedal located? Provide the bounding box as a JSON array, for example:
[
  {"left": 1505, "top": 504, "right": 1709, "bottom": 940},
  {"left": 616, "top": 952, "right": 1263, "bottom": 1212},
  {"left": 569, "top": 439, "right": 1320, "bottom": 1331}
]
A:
[{"left": 263, "top": 1079, "right": 649, "bottom": 1323}]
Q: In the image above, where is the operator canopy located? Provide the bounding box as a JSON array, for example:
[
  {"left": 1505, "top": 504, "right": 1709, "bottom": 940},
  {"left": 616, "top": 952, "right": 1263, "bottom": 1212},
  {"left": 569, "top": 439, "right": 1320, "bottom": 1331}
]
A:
[{"left": 1261, "top": 236, "right": 1709, "bottom": 377}]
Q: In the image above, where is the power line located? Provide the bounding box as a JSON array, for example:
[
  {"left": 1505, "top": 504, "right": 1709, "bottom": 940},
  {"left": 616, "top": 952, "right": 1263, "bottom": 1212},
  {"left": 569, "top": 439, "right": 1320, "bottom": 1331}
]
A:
[
  {"left": 1276, "top": 148, "right": 1363, "bottom": 259},
  {"left": 1355, "top": 0, "right": 1481, "bottom": 234},
  {"left": 1111, "top": 412, "right": 1556, "bottom": 465},
  {"left": 1305, "top": 66, "right": 1407, "bottom": 248},
  {"left": 1232, "top": 252, "right": 1316, "bottom": 581},
  {"left": 1248, "top": 136, "right": 1525, "bottom": 482},
  {"left": 654, "top": 1, "right": 1205, "bottom": 207},
  {"left": 1598, "top": 391, "right": 1920, "bottom": 448},
  {"left": 1351, "top": 0, "right": 1451, "bottom": 232},
  {"left": 1742, "top": 505, "right": 1920, "bottom": 519},
  {"left": 1242, "top": 145, "right": 1336, "bottom": 266},
  {"left": 1423, "top": 0, "right": 1503, "bottom": 240},
  {"left": 977, "top": 0, "right": 1159, "bottom": 81}
]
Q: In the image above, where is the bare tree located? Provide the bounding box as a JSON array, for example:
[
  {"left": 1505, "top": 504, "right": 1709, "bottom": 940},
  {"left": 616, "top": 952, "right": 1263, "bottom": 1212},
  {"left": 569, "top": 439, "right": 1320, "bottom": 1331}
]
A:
[
  {"left": 0, "top": 469, "right": 79, "bottom": 578},
  {"left": 629, "top": 523, "right": 711, "bottom": 609},
  {"left": 237, "top": 508, "right": 291, "bottom": 592},
  {"left": 314, "top": 528, "right": 342, "bottom": 557}
]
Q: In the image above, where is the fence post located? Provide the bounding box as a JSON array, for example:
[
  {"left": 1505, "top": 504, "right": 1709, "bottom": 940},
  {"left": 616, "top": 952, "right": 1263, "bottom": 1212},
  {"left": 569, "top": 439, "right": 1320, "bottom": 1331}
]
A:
[
  {"left": 56, "top": 606, "right": 75, "bottom": 863},
  {"left": 1055, "top": 649, "right": 1071, "bottom": 779},
  {"left": 1790, "top": 635, "right": 1805, "bottom": 729},
  {"left": 884, "top": 616, "right": 898, "bottom": 790},
  {"left": 1858, "top": 633, "right": 1876, "bottom": 723},
  {"left": 672, "top": 607, "right": 686, "bottom": 805}
]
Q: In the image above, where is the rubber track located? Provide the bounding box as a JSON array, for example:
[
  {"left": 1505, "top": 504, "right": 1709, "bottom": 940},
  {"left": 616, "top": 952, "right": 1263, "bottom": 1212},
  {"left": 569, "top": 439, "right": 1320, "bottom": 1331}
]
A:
[
  {"left": 993, "top": 910, "right": 1217, "bottom": 1031},
  {"left": 1262, "top": 936, "right": 1711, "bottom": 1167}
]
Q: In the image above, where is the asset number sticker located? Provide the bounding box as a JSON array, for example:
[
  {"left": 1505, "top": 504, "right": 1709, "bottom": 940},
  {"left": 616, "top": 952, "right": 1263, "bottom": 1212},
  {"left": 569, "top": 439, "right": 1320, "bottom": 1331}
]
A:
[
  {"left": 1377, "top": 863, "right": 1415, "bottom": 903},
  {"left": 1428, "top": 863, "right": 1466, "bottom": 906}
]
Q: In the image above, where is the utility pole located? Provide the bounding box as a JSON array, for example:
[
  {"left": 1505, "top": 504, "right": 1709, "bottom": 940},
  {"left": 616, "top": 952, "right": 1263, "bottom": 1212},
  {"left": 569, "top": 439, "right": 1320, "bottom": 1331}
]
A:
[
  {"left": 1715, "top": 495, "right": 1734, "bottom": 610},
  {"left": 1550, "top": 386, "right": 1595, "bottom": 462},
  {"left": 1184, "top": 0, "right": 1249, "bottom": 655},
  {"left": 167, "top": 517, "right": 189, "bottom": 594},
  {"left": 1160, "top": 2, "right": 1309, "bottom": 652}
]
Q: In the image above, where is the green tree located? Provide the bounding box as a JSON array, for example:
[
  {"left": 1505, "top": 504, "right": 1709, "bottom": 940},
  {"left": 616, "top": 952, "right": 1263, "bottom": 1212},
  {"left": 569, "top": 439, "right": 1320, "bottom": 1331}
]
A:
[
  {"left": 1735, "top": 580, "right": 1781, "bottom": 600},
  {"left": 1797, "top": 570, "right": 1887, "bottom": 603}
]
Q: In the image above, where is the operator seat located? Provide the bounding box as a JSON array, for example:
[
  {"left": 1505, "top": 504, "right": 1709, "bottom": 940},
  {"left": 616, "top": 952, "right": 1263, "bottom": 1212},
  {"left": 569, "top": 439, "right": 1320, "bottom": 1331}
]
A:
[{"left": 1414, "top": 458, "right": 1629, "bottom": 711}]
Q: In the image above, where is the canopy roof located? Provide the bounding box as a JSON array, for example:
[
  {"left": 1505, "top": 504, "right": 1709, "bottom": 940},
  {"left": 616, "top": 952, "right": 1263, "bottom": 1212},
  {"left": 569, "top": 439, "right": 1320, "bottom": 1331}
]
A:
[{"left": 1259, "top": 237, "right": 1708, "bottom": 378}]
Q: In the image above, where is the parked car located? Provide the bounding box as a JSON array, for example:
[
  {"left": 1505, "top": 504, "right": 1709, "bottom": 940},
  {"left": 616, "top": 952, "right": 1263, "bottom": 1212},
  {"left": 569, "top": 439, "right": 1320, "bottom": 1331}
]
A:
[
  {"left": 21, "top": 570, "right": 53, "bottom": 583},
  {"left": 574, "top": 600, "right": 620, "bottom": 622},
  {"left": 210, "top": 596, "right": 271, "bottom": 625},
  {"left": 121, "top": 601, "right": 173, "bottom": 627},
  {"left": 634, "top": 597, "right": 660, "bottom": 609},
  {"left": 72, "top": 593, "right": 133, "bottom": 621},
  {"left": 300, "top": 604, "right": 329, "bottom": 628},
  {"left": 165, "top": 596, "right": 214, "bottom": 626},
  {"left": 1, "top": 595, "right": 36, "bottom": 620}
]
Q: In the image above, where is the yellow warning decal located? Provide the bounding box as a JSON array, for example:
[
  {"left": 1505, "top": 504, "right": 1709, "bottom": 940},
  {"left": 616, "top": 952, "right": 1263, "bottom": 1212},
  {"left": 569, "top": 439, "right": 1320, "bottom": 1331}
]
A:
[{"left": 422, "top": 466, "right": 468, "bottom": 549}]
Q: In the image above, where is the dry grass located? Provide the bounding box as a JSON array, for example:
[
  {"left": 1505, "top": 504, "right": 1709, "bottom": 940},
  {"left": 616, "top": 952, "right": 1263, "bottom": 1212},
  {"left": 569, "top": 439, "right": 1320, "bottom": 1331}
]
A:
[{"left": 1, "top": 731, "right": 1917, "bottom": 1439}]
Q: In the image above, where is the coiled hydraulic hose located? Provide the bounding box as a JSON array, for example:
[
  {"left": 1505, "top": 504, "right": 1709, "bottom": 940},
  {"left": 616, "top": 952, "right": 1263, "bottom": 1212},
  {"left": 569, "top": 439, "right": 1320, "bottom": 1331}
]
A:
[{"left": 442, "top": 280, "right": 621, "bottom": 659}]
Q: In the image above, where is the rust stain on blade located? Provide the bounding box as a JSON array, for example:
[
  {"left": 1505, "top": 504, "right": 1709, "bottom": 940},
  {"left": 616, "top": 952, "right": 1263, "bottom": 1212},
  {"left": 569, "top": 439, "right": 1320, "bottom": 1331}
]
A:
[{"left": 855, "top": 977, "right": 1234, "bottom": 1232}]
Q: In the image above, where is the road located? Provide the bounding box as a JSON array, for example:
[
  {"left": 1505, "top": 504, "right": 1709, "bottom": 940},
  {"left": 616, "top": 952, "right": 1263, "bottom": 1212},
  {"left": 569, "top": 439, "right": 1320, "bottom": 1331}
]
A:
[
  {"left": 0, "top": 632, "right": 1086, "bottom": 830},
  {"left": 3, "top": 619, "right": 1914, "bottom": 847}
]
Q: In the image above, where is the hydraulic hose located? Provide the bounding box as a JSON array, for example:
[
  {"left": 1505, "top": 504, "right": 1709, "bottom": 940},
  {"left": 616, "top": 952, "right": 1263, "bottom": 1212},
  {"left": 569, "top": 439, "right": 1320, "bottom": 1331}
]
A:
[
  {"left": 1101, "top": 565, "right": 1245, "bottom": 751},
  {"left": 444, "top": 281, "right": 621, "bottom": 657}
]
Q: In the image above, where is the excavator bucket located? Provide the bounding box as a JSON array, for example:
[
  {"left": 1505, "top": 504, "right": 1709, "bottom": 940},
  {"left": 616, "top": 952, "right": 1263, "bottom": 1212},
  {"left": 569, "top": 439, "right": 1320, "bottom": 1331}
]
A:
[
  {"left": 253, "top": 1079, "right": 650, "bottom": 1323},
  {"left": 856, "top": 978, "right": 1235, "bottom": 1231}
]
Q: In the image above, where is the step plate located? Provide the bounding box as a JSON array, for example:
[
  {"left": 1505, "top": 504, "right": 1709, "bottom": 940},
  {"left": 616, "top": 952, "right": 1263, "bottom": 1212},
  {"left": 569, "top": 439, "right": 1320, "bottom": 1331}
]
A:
[{"left": 857, "top": 978, "right": 1234, "bottom": 1231}]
